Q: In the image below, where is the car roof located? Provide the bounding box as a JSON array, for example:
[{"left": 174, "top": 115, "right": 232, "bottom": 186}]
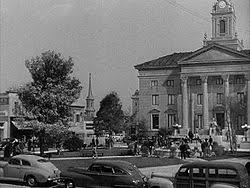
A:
[
  {"left": 92, "top": 160, "right": 134, "bottom": 168},
  {"left": 180, "top": 161, "right": 246, "bottom": 173},
  {"left": 13, "top": 154, "right": 44, "bottom": 161}
]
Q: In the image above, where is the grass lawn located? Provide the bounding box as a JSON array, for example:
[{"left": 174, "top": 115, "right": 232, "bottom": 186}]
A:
[{"left": 51, "top": 156, "right": 184, "bottom": 173}]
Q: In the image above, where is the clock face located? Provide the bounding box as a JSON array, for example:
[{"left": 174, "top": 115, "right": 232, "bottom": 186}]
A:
[{"left": 219, "top": 1, "right": 226, "bottom": 8}]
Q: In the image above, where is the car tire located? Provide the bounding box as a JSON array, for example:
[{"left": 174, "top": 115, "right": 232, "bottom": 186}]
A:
[
  {"left": 65, "top": 179, "right": 75, "bottom": 188},
  {"left": 26, "top": 175, "right": 37, "bottom": 187}
]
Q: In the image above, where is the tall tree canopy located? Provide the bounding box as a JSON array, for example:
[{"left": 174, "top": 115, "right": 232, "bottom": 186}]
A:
[
  {"left": 94, "top": 91, "right": 124, "bottom": 134},
  {"left": 18, "top": 51, "right": 82, "bottom": 124}
]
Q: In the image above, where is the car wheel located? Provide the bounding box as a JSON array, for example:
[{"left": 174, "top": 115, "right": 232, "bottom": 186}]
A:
[
  {"left": 65, "top": 179, "right": 75, "bottom": 188},
  {"left": 26, "top": 175, "right": 37, "bottom": 187}
]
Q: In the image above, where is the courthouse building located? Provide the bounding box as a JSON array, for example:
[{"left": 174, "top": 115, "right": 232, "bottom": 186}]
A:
[{"left": 133, "top": 0, "right": 250, "bottom": 136}]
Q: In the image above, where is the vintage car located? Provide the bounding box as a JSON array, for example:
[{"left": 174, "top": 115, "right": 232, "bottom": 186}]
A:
[
  {"left": 148, "top": 161, "right": 248, "bottom": 188},
  {"left": 61, "top": 160, "right": 148, "bottom": 188},
  {"left": 0, "top": 154, "right": 61, "bottom": 187}
]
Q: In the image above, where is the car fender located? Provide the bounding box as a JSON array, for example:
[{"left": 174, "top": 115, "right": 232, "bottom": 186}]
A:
[
  {"left": 23, "top": 169, "right": 51, "bottom": 183},
  {"left": 148, "top": 173, "right": 174, "bottom": 188}
]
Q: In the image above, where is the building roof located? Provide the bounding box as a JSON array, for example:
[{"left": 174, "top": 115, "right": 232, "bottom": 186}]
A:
[
  {"left": 134, "top": 52, "right": 192, "bottom": 70},
  {"left": 134, "top": 44, "right": 250, "bottom": 71},
  {"left": 241, "top": 49, "right": 250, "bottom": 56}
]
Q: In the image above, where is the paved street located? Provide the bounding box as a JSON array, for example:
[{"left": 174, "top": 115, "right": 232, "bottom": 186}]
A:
[{"left": 1, "top": 157, "right": 249, "bottom": 188}]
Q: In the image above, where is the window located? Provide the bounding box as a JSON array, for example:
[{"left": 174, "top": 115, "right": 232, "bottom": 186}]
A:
[
  {"left": 101, "top": 166, "right": 114, "bottom": 174},
  {"left": 114, "top": 167, "right": 127, "bottom": 175},
  {"left": 152, "top": 114, "right": 159, "bottom": 130},
  {"left": 197, "top": 94, "right": 203, "bottom": 105},
  {"left": 235, "top": 77, "right": 244, "bottom": 84},
  {"left": 152, "top": 95, "right": 159, "bottom": 105},
  {"left": 76, "top": 114, "right": 80, "bottom": 122},
  {"left": 193, "top": 168, "right": 205, "bottom": 177},
  {"left": 151, "top": 80, "right": 158, "bottom": 87},
  {"left": 166, "top": 80, "right": 174, "bottom": 87},
  {"left": 196, "top": 79, "right": 201, "bottom": 85},
  {"left": 218, "top": 169, "right": 237, "bottom": 178},
  {"left": 208, "top": 168, "right": 217, "bottom": 177},
  {"left": 197, "top": 115, "right": 203, "bottom": 129},
  {"left": 22, "top": 160, "right": 31, "bottom": 166},
  {"left": 216, "top": 78, "right": 223, "bottom": 85},
  {"left": 178, "top": 168, "right": 189, "bottom": 177},
  {"left": 168, "top": 94, "right": 175, "bottom": 105},
  {"left": 168, "top": 114, "right": 176, "bottom": 127},
  {"left": 237, "top": 92, "right": 244, "bottom": 102},
  {"left": 9, "top": 158, "right": 21, "bottom": 165},
  {"left": 217, "top": 93, "right": 223, "bottom": 104},
  {"left": 220, "top": 20, "right": 226, "bottom": 34},
  {"left": 89, "top": 165, "right": 102, "bottom": 173},
  {"left": 237, "top": 115, "right": 244, "bottom": 130}
]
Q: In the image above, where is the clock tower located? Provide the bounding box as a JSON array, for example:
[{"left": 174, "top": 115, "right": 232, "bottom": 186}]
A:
[{"left": 204, "top": 0, "right": 244, "bottom": 50}]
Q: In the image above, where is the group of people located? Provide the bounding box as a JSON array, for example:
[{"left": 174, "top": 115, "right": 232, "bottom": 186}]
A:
[
  {"left": 200, "top": 136, "right": 214, "bottom": 158},
  {"left": 3, "top": 139, "right": 25, "bottom": 160}
]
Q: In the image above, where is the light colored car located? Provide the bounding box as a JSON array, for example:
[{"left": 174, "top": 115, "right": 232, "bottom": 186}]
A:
[{"left": 0, "top": 154, "right": 61, "bottom": 187}]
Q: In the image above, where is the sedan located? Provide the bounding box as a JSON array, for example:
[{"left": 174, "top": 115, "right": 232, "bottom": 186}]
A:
[
  {"left": 0, "top": 154, "right": 61, "bottom": 187},
  {"left": 61, "top": 160, "right": 148, "bottom": 188}
]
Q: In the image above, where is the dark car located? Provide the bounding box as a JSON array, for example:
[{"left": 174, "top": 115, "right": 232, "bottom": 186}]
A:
[
  {"left": 174, "top": 161, "right": 248, "bottom": 188},
  {"left": 61, "top": 160, "right": 148, "bottom": 188}
]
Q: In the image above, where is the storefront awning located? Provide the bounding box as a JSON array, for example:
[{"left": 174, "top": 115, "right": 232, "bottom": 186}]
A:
[{"left": 12, "top": 121, "right": 33, "bottom": 130}]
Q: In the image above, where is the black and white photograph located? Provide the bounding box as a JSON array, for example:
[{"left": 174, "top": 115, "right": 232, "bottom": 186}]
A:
[{"left": 0, "top": 0, "right": 249, "bottom": 187}]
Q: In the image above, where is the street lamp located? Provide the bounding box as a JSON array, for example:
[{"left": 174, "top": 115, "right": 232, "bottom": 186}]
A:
[
  {"left": 172, "top": 123, "right": 181, "bottom": 136},
  {"left": 241, "top": 124, "right": 250, "bottom": 141}
]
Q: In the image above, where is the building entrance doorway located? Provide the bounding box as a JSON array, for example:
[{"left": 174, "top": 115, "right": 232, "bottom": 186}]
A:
[{"left": 216, "top": 113, "right": 225, "bottom": 129}]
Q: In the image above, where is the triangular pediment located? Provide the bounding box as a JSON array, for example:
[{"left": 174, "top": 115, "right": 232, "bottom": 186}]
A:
[
  {"left": 148, "top": 109, "right": 160, "bottom": 114},
  {"left": 179, "top": 43, "right": 250, "bottom": 64}
]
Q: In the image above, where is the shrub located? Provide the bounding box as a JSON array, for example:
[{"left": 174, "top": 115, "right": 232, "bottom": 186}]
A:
[
  {"left": 63, "top": 136, "right": 84, "bottom": 151},
  {"left": 212, "top": 142, "right": 225, "bottom": 156}
]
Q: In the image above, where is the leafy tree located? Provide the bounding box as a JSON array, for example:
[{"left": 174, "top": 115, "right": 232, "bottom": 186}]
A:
[
  {"left": 18, "top": 50, "right": 82, "bottom": 124},
  {"left": 94, "top": 92, "right": 124, "bottom": 134},
  {"left": 225, "top": 94, "right": 247, "bottom": 152}
]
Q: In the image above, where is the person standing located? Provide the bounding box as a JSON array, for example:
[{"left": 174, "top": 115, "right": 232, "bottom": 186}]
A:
[
  {"left": 95, "top": 136, "right": 99, "bottom": 148},
  {"left": 209, "top": 136, "right": 213, "bottom": 146},
  {"left": 188, "top": 130, "right": 194, "bottom": 143},
  {"left": 179, "top": 141, "right": 187, "bottom": 159}
]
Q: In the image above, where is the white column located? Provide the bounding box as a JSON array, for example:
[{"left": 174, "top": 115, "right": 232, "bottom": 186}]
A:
[
  {"left": 181, "top": 75, "right": 188, "bottom": 129},
  {"left": 222, "top": 74, "right": 230, "bottom": 131},
  {"left": 246, "top": 73, "right": 250, "bottom": 140},
  {"left": 201, "top": 75, "right": 209, "bottom": 130}
]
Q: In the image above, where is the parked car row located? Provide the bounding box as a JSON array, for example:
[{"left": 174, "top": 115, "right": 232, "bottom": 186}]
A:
[{"left": 0, "top": 154, "right": 249, "bottom": 188}]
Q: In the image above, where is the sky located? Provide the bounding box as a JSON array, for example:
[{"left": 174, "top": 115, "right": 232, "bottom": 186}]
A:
[{"left": 0, "top": 0, "right": 249, "bottom": 112}]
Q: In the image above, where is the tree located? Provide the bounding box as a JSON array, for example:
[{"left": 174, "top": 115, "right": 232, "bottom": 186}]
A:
[
  {"left": 94, "top": 92, "right": 124, "bottom": 134},
  {"left": 17, "top": 51, "right": 82, "bottom": 155},
  {"left": 225, "top": 94, "right": 247, "bottom": 152},
  {"left": 18, "top": 50, "right": 82, "bottom": 124}
]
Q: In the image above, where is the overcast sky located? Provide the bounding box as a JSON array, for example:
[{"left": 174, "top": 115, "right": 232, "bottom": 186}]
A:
[{"left": 0, "top": 0, "right": 249, "bottom": 112}]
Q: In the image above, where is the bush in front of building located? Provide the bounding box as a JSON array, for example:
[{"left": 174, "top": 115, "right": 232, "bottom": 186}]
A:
[
  {"left": 63, "top": 136, "right": 84, "bottom": 151},
  {"left": 212, "top": 141, "right": 225, "bottom": 156}
]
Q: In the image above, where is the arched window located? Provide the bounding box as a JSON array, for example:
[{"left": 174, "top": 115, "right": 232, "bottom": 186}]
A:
[{"left": 220, "top": 20, "right": 226, "bottom": 34}]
